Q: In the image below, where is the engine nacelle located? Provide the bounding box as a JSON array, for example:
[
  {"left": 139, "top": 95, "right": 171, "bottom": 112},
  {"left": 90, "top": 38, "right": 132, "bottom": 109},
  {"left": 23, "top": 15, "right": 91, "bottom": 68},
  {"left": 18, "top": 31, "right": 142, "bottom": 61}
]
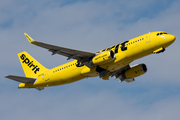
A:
[
  {"left": 120, "top": 64, "right": 147, "bottom": 80},
  {"left": 91, "top": 50, "right": 115, "bottom": 65}
]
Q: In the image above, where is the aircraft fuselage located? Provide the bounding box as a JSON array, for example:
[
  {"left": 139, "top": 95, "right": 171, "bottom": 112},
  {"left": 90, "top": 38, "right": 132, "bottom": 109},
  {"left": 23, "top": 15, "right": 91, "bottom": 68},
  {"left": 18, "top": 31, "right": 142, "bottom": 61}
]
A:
[{"left": 18, "top": 31, "right": 175, "bottom": 89}]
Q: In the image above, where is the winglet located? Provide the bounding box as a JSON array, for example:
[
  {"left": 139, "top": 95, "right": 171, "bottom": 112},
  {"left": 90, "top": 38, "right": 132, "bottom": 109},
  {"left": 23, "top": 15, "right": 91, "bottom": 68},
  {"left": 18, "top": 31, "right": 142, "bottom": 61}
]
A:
[{"left": 24, "top": 33, "right": 40, "bottom": 45}]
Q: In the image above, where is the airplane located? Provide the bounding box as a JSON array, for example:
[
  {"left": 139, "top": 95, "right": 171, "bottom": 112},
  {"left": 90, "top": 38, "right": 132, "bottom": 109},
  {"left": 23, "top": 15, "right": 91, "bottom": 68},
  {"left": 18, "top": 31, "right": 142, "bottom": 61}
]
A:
[{"left": 5, "top": 31, "right": 176, "bottom": 91}]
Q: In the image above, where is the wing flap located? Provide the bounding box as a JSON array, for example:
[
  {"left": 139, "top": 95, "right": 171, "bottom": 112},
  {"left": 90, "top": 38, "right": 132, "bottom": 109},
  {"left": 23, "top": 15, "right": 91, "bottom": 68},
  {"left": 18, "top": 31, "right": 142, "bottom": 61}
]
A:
[
  {"left": 5, "top": 75, "right": 36, "bottom": 83},
  {"left": 110, "top": 65, "right": 130, "bottom": 77},
  {"left": 110, "top": 65, "right": 135, "bottom": 83}
]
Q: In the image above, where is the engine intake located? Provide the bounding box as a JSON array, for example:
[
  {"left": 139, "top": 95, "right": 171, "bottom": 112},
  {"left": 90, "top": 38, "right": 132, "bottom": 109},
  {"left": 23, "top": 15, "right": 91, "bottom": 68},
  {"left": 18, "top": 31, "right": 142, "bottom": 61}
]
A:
[{"left": 91, "top": 50, "right": 115, "bottom": 65}]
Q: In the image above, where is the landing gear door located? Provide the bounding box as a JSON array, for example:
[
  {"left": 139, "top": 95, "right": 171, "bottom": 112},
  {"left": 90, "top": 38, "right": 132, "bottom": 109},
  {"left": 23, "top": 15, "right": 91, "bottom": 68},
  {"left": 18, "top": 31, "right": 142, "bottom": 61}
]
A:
[{"left": 146, "top": 32, "right": 151, "bottom": 43}]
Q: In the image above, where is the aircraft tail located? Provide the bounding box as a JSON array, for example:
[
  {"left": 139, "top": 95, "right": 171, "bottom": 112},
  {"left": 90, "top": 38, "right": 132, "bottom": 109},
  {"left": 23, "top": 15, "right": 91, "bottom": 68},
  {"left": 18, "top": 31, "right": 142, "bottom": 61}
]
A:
[{"left": 18, "top": 51, "right": 48, "bottom": 78}]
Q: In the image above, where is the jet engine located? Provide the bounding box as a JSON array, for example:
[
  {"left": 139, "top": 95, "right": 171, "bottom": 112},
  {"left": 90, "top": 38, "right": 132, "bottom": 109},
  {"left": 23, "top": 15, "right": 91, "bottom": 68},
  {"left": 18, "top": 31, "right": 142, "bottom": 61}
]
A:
[
  {"left": 91, "top": 50, "right": 115, "bottom": 65},
  {"left": 120, "top": 64, "right": 147, "bottom": 80}
]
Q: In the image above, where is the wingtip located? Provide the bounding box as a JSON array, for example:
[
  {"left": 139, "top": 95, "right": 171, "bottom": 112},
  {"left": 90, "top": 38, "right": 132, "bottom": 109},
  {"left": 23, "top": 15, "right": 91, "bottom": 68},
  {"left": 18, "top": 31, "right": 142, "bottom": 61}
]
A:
[
  {"left": 5, "top": 75, "right": 9, "bottom": 78},
  {"left": 24, "top": 33, "right": 28, "bottom": 38},
  {"left": 24, "top": 33, "right": 34, "bottom": 43},
  {"left": 24, "top": 33, "right": 40, "bottom": 45}
]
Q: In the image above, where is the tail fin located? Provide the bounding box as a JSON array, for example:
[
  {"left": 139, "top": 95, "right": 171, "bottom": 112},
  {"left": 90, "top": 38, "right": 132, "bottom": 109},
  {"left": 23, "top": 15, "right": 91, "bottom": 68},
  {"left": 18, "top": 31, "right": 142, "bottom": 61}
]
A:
[{"left": 18, "top": 51, "right": 48, "bottom": 78}]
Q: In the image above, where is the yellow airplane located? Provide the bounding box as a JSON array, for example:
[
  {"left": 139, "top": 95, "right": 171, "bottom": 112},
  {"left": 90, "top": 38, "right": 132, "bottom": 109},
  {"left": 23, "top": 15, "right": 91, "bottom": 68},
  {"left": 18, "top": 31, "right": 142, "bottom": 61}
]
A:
[{"left": 5, "top": 31, "right": 176, "bottom": 91}]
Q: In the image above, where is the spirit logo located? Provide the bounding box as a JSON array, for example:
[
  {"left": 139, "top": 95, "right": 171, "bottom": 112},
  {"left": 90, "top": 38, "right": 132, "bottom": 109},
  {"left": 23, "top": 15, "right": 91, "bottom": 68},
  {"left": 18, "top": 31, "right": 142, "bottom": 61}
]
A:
[{"left": 20, "top": 54, "right": 40, "bottom": 74}]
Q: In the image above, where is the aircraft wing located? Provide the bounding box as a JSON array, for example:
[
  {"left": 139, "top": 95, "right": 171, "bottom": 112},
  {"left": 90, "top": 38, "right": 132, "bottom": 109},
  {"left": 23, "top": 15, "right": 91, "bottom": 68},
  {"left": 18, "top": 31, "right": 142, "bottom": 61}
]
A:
[
  {"left": 5, "top": 75, "right": 36, "bottom": 83},
  {"left": 110, "top": 65, "right": 135, "bottom": 83},
  {"left": 24, "top": 33, "right": 96, "bottom": 63}
]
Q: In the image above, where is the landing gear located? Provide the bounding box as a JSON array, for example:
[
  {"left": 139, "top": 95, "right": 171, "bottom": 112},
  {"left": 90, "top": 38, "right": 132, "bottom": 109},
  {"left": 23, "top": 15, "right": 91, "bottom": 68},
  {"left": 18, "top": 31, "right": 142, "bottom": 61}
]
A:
[{"left": 96, "top": 66, "right": 109, "bottom": 80}]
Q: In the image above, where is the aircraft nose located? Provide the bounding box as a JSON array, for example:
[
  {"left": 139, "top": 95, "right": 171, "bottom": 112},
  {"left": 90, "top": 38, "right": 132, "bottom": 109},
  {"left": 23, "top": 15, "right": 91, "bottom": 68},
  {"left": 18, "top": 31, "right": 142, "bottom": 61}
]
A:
[{"left": 169, "top": 34, "right": 176, "bottom": 43}]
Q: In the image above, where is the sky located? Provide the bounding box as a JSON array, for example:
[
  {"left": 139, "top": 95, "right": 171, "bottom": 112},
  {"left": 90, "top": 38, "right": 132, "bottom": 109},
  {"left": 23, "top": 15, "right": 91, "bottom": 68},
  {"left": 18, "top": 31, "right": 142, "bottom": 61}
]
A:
[{"left": 1, "top": 0, "right": 180, "bottom": 119}]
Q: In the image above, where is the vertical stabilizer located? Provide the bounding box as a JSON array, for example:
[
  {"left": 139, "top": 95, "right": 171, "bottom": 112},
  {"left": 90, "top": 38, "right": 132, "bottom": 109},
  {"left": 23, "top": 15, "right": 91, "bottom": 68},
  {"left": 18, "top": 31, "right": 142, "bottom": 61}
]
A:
[{"left": 18, "top": 51, "right": 48, "bottom": 78}]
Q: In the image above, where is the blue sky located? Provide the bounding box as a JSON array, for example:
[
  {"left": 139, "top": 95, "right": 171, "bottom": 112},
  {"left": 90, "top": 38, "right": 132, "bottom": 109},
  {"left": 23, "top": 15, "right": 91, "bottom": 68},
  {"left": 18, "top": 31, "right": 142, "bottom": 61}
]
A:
[{"left": 1, "top": 0, "right": 180, "bottom": 120}]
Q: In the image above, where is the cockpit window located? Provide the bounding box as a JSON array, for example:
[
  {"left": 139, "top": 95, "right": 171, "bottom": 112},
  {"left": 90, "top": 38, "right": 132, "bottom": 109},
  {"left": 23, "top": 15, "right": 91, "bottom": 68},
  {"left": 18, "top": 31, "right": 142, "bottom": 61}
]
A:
[{"left": 157, "top": 32, "right": 168, "bottom": 36}]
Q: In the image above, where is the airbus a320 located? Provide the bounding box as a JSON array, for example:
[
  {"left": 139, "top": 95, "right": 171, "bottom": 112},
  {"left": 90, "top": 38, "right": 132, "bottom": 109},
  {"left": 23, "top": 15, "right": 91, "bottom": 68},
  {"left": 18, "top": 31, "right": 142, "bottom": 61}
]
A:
[{"left": 5, "top": 31, "right": 176, "bottom": 91}]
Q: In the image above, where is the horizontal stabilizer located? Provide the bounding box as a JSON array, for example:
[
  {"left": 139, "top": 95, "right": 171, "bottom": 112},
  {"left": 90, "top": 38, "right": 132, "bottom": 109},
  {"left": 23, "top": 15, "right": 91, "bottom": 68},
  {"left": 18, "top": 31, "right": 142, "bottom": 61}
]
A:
[{"left": 5, "top": 75, "right": 36, "bottom": 83}]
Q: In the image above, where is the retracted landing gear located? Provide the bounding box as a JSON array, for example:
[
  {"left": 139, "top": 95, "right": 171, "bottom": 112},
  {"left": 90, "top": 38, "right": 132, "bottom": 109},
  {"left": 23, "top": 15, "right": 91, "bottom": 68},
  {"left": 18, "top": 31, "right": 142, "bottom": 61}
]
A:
[{"left": 96, "top": 66, "right": 109, "bottom": 80}]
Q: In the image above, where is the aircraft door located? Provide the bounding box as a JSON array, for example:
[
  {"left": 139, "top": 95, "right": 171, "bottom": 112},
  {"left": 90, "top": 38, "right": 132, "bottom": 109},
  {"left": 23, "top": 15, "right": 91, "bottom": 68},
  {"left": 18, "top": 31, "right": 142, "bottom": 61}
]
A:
[
  {"left": 44, "top": 70, "right": 50, "bottom": 81},
  {"left": 146, "top": 32, "right": 151, "bottom": 43}
]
